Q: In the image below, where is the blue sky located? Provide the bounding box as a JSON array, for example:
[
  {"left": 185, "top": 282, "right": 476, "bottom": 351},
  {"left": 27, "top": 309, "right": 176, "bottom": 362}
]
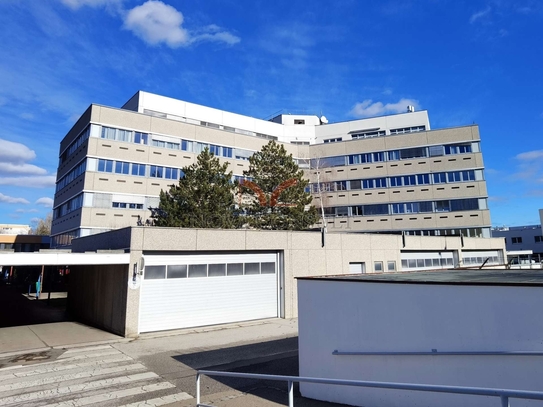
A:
[{"left": 0, "top": 0, "right": 542, "bottom": 228}]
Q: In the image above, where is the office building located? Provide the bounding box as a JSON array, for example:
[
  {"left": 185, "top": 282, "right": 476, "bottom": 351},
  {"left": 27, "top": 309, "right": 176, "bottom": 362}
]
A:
[{"left": 52, "top": 91, "right": 490, "bottom": 247}]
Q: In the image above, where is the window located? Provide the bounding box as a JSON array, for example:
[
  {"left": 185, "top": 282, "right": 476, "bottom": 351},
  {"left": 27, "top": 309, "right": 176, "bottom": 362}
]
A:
[
  {"left": 144, "top": 265, "right": 166, "bottom": 279},
  {"left": 387, "top": 261, "right": 396, "bottom": 271},
  {"left": 351, "top": 130, "right": 385, "bottom": 139},
  {"left": 261, "top": 262, "right": 275, "bottom": 274},
  {"left": 535, "top": 236, "right": 543, "bottom": 243},
  {"left": 374, "top": 261, "right": 383, "bottom": 272},
  {"left": 167, "top": 265, "right": 187, "bottom": 278},
  {"left": 245, "top": 263, "right": 260, "bottom": 274},
  {"left": 324, "top": 137, "right": 342, "bottom": 143},
  {"left": 223, "top": 147, "right": 233, "bottom": 158},
  {"left": 101, "top": 127, "right": 116, "bottom": 140},
  {"left": 445, "top": 143, "right": 472, "bottom": 155},
  {"left": 131, "top": 163, "right": 146, "bottom": 177},
  {"left": 450, "top": 198, "right": 478, "bottom": 211},
  {"left": 403, "top": 175, "right": 416, "bottom": 186},
  {"left": 390, "top": 125, "right": 426, "bottom": 134},
  {"left": 209, "top": 144, "right": 221, "bottom": 156},
  {"left": 134, "top": 132, "right": 148, "bottom": 145},
  {"left": 150, "top": 165, "right": 163, "bottom": 178},
  {"left": 400, "top": 147, "right": 427, "bottom": 159},
  {"left": 336, "top": 207, "right": 349, "bottom": 217},
  {"left": 350, "top": 180, "right": 361, "bottom": 190},
  {"left": 429, "top": 145, "right": 444, "bottom": 156},
  {"left": 512, "top": 237, "right": 522, "bottom": 244},
  {"left": 208, "top": 264, "right": 226, "bottom": 277},
  {"left": 435, "top": 200, "right": 450, "bottom": 212},
  {"left": 188, "top": 264, "right": 207, "bottom": 278},
  {"left": 227, "top": 263, "right": 244, "bottom": 276},
  {"left": 447, "top": 171, "right": 462, "bottom": 182},
  {"left": 433, "top": 173, "right": 447, "bottom": 184},
  {"left": 363, "top": 204, "right": 389, "bottom": 216},
  {"left": 462, "top": 170, "right": 475, "bottom": 181},
  {"left": 294, "top": 119, "right": 305, "bottom": 125},
  {"left": 390, "top": 176, "right": 402, "bottom": 187},
  {"left": 115, "top": 161, "right": 130, "bottom": 175},
  {"left": 181, "top": 140, "right": 193, "bottom": 152},
  {"left": 417, "top": 174, "right": 430, "bottom": 185},
  {"left": 98, "top": 159, "right": 113, "bottom": 173},
  {"left": 165, "top": 167, "right": 179, "bottom": 180},
  {"left": 388, "top": 150, "right": 400, "bottom": 161}
]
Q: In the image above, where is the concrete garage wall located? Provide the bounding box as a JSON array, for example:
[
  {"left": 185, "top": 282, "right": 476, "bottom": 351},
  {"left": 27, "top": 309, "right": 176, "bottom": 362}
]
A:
[
  {"left": 297, "top": 279, "right": 543, "bottom": 407},
  {"left": 72, "top": 227, "right": 506, "bottom": 336},
  {"left": 67, "top": 264, "right": 128, "bottom": 336}
]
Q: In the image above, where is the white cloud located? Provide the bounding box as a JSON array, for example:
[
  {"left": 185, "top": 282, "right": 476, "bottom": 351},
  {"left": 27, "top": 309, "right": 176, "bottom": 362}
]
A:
[
  {"left": 0, "top": 193, "right": 29, "bottom": 204},
  {"left": 0, "top": 138, "right": 36, "bottom": 163},
  {"left": 60, "top": 0, "right": 123, "bottom": 10},
  {"left": 470, "top": 6, "right": 491, "bottom": 24},
  {"left": 35, "top": 197, "right": 54, "bottom": 207},
  {"left": 515, "top": 150, "right": 543, "bottom": 161},
  {"left": 0, "top": 162, "right": 47, "bottom": 176},
  {"left": 123, "top": 1, "right": 239, "bottom": 48},
  {"left": 349, "top": 98, "right": 420, "bottom": 118},
  {"left": 16, "top": 208, "right": 39, "bottom": 213},
  {"left": 0, "top": 176, "right": 57, "bottom": 188}
]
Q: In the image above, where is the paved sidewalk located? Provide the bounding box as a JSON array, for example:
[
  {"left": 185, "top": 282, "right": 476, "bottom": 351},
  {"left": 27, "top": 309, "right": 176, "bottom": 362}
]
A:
[{"left": 0, "top": 322, "right": 125, "bottom": 357}]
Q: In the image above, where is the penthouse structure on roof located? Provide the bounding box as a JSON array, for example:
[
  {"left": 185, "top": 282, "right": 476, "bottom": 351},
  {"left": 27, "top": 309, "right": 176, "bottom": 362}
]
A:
[{"left": 52, "top": 91, "right": 490, "bottom": 247}]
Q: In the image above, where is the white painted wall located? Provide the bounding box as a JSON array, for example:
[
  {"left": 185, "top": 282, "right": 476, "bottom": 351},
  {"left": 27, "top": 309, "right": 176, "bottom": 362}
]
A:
[{"left": 298, "top": 279, "right": 543, "bottom": 407}]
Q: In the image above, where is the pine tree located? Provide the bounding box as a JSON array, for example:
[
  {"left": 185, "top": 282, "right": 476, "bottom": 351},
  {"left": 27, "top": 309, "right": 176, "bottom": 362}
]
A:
[
  {"left": 152, "top": 148, "right": 238, "bottom": 228},
  {"left": 242, "top": 141, "right": 318, "bottom": 230}
]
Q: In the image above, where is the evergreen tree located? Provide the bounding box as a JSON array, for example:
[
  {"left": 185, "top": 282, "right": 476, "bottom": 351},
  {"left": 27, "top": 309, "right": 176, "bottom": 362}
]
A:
[
  {"left": 242, "top": 141, "right": 318, "bottom": 230},
  {"left": 152, "top": 148, "right": 238, "bottom": 228}
]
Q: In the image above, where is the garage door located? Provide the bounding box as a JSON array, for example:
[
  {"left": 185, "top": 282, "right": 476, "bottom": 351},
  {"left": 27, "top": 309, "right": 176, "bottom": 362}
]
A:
[{"left": 139, "top": 253, "right": 279, "bottom": 333}]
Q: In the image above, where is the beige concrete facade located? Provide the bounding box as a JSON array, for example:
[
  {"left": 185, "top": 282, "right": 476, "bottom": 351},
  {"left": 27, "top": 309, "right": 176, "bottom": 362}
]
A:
[
  {"left": 71, "top": 227, "right": 505, "bottom": 337},
  {"left": 52, "top": 91, "right": 491, "bottom": 247}
]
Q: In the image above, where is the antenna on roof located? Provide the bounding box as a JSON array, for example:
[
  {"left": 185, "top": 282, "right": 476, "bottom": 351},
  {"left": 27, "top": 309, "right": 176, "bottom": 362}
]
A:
[{"left": 407, "top": 105, "right": 415, "bottom": 113}]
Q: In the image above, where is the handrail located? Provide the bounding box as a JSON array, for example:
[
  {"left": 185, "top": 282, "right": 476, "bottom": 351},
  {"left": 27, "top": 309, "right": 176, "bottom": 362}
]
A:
[
  {"left": 196, "top": 369, "right": 543, "bottom": 407},
  {"left": 333, "top": 349, "right": 543, "bottom": 356}
]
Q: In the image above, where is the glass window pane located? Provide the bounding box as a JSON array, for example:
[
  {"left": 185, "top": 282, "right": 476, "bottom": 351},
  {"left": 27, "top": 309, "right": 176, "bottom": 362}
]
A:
[
  {"left": 167, "top": 264, "right": 187, "bottom": 278},
  {"left": 261, "top": 262, "right": 275, "bottom": 274},
  {"left": 374, "top": 261, "right": 383, "bottom": 272},
  {"left": 387, "top": 261, "right": 396, "bottom": 271},
  {"left": 188, "top": 264, "right": 207, "bottom": 278},
  {"left": 208, "top": 264, "right": 226, "bottom": 277},
  {"left": 145, "top": 265, "right": 166, "bottom": 279},
  {"left": 227, "top": 263, "right": 244, "bottom": 276},
  {"left": 245, "top": 263, "right": 260, "bottom": 275}
]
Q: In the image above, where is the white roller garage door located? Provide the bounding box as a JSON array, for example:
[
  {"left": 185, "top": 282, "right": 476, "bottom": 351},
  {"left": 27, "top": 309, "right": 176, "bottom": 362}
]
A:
[{"left": 139, "top": 253, "right": 279, "bottom": 333}]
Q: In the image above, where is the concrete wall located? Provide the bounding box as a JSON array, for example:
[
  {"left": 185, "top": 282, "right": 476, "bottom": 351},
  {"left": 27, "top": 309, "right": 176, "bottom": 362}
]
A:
[
  {"left": 72, "top": 227, "right": 505, "bottom": 336},
  {"left": 67, "top": 264, "right": 128, "bottom": 336},
  {"left": 298, "top": 278, "right": 543, "bottom": 407}
]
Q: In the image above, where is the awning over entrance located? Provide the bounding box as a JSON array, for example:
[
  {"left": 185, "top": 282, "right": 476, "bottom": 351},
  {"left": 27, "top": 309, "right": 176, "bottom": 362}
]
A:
[{"left": 0, "top": 252, "right": 129, "bottom": 266}]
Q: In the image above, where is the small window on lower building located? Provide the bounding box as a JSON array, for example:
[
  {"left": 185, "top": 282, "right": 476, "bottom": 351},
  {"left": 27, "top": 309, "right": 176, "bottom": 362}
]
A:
[
  {"left": 144, "top": 265, "right": 166, "bottom": 279},
  {"left": 387, "top": 261, "right": 396, "bottom": 271},
  {"left": 261, "top": 262, "right": 276, "bottom": 274},
  {"left": 167, "top": 265, "right": 187, "bottom": 278},
  {"left": 227, "top": 263, "right": 243, "bottom": 276},
  {"left": 188, "top": 264, "right": 207, "bottom": 278},
  {"left": 208, "top": 264, "right": 226, "bottom": 277},
  {"left": 535, "top": 236, "right": 543, "bottom": 243},
  {"left": 512, "top": 237, "right": 523, "bottom": 244},
  {"left": 374, "top": 261, "right": 383, "bottom": 272},
  {"left": 245, "top": 263, "right": 260, "bottom": 275}
]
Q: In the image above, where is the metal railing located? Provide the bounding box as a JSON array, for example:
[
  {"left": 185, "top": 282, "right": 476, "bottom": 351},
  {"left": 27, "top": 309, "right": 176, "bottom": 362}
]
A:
[
  {"left": 196, "top": 370, "right": 543, "bottom": 407},
  {"left": 333, "top": 349, "right": 543, "bottom": 356}
]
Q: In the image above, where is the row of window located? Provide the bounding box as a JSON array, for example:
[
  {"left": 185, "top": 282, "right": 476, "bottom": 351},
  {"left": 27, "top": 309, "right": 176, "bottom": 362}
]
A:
[
  {"left": 100, "top": 126, "right": 253, "bottom": 160},
  {"left": 54, "top": 194, "right": 83, "bottom": 219},
  {"left": 347, "top": 125, "right": 426, "bottom": 142},
  {"left": 112, "top": 202, "right": 144, "bottom": 209},
  {"left": 59, "top": 126, "right": 91, "bottom": 166},
  {"left": 95, "top": 159, "right": 184, "bottom": 180},
  {"left": 144, "top": 262, "right": 276, "bottom": 279},
  {"left": 311, "top": 170, "right": 480, "bottom": 193},
  {"left": 313, "top": 142, "right": 477, "bottom": 168},
  {"left": 56, "top": 160, "right": 87, "bottom": 193},
  {"left": 511, "top": 236, "right": 543, "bottom": 244},
  {"left": 463, "top": 256, "right": 501, "bottom": 265},
  {"left": 324, "top": 198, "right": 483, "bottom": 217},
  {"left": 402, "top": 258, "right": 454, "bottom": 269}
]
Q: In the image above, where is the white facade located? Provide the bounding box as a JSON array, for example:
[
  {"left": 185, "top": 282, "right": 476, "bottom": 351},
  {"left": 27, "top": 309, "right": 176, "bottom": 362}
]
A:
[{"left": 298, "top": 275, "right": 543, "bottom": 407}]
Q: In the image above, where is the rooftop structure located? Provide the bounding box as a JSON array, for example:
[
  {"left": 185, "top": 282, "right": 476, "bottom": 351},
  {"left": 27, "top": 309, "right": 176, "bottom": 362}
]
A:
[{"left": 52, "top": 91, "right": 490, "bottom": 247}]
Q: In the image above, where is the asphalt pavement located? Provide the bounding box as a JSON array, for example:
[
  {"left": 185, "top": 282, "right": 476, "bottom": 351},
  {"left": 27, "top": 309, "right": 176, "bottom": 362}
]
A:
[{"left": 0, "top": 282, "right": 349, "bottom": 406}]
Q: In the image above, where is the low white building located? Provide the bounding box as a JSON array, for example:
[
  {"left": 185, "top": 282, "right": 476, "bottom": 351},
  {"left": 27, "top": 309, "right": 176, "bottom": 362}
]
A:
[{"left": 297, "top": 270, "right": 543, "bottom": 407}]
